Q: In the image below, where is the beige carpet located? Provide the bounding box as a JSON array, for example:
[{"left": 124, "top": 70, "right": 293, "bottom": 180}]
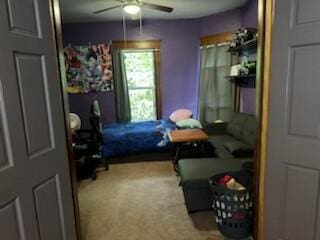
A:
[{"left": 78, "top": 161, "right": 224, "bottom": 240}]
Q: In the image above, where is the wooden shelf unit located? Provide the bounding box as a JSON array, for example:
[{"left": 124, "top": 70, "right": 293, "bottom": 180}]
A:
[
  {"left": 227, "top": 38, "right": 257, "bottom": 112},
  {"left": 226, "top": 74, "right": 256, "bottom": 79},
  {"left": 227, "top": 39, "right": 257, "bottom": 54}
]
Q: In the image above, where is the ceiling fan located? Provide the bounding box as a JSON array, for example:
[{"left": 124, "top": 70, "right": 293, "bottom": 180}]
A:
[{"left": 93, "top": 0, "right": 174, "bottom": 15}]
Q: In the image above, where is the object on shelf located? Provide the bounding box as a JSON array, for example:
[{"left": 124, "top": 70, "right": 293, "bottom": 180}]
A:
[
  {"left": 229, "top": 62, "right": 256, "bottom": 77},
  {"left": 244, "top": 61, "right": 256, "bottom": 74},
  {"left": 239, "top": 61, "right": 256, "bottom": 75},
  {"left": 230, "top": 64, "right": 242, "bottom": 76},
  {"left": 229, "top": 28, "right": 257, "bottom": 50},
  {"left": 239, "top": 65, "right": 249, "bottom": 75}
]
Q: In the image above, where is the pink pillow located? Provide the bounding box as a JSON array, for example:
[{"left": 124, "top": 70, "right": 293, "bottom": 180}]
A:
[{"left": 169, "top": 109, "right": 193, "bottom": 123}]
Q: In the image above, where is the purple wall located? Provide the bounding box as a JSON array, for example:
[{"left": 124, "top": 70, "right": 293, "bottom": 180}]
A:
[
  {"left": 63, "top": 2, "right": 258, "bottom": 126},
  {"left": 200, "top": 8, "right": 243, "bottom": 36},
  {"left": 242, "top": 0, "right": 258, "bottom": 28},
  {"left": 63, "top": 19, "right": 201, "bottom": 127},
  {"left": 240, "top": 88, "right": 256, "bottom": 113},
  {"left": 240, "top": 0, "right": 258, "bottom": 114},
  {"left": 68, "top": 92, "right": 116, "bottom": 128}
]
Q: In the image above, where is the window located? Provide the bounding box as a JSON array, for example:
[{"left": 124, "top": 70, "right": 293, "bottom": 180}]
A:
[{"left": 121, "top": 50, "right": 158, "bottom": 122}]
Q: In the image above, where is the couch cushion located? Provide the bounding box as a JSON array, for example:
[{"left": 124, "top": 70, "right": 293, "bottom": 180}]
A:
[
  {"left": 226, "top": 113, "right": 248, "bottom": 139},
  {"left": 214, "top": 148, "right": 234, "bottom": 159},
  {"left": 241, "top": 115, "right": 256, "bottom": 148},
  {"left": 208, "top": 135, "right": 236, "bottom": 159},
  {"left": 208, "top": 134, "right": 235, "bottom": 149},
  {"left": 178, "top": 158, "right": 251, "bottom": 189},
  {"left": 223, "top": 141, "right": 254, "bottom": 158}
]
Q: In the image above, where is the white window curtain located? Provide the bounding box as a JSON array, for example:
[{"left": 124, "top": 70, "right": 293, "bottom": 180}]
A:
[{"left": 198, "top": 43, "right": 233, "bottom": 124}]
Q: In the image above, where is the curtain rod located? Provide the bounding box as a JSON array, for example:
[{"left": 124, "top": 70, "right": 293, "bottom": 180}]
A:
[{"left": 200, "top": 42, "right": 230, "bottom": 49}]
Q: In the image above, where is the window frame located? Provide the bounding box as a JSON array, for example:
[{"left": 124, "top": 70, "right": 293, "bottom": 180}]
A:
[
  {"left": 113, "top": 40, "right": 162, "bottom": 119},
  {"left": 121, "top": 49, "right": 157, "bottom": 122}
]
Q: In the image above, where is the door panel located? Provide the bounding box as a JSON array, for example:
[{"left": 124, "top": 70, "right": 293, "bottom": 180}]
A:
[
  {"left": 0, "top": 0, "right": 76, "bottom": 239},
  {"left": 294, "top": 0, "right": 320, "bottom": 25},
  {"left": 6, "top": 0, "right": 41, "bottom": 38},
  {"left": 14, "top": 53, "right": 54, "bottom": 158},
  {"left": 283, "top": 166, "right": 319, "bottom": 240},
  {"left": 287, "top": 46, "right": 320, "bottom": 139},
  {"left": 265, "top": 0, "right": 320, "bottom": 239},
  {"left": 0, "top": 198, "right": 25, "bottom": 240},
  {"left": 34, "top": 176, "right": 64, "bottom": 240}
]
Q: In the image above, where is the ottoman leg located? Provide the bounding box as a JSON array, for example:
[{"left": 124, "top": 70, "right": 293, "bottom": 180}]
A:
[{"left": 173, "top": 143, "right": 181, "bottom": 172}]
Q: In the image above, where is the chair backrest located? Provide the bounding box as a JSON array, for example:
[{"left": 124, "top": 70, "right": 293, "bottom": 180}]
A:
[
  {"left": 226, "top": 112, "right": 256, "bottom": 147},
  {"left": 90, "top": 100, "right": 103, "bottom": 143}
]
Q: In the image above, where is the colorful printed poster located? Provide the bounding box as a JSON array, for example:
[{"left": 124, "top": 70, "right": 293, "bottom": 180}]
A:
[{"left": 64, "top": 43, "right": 113, "bottom": 93}]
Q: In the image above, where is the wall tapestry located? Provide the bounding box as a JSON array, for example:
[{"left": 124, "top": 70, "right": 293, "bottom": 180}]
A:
[{"left": 64, "top": 43, "right": 113, "bottom": 93}]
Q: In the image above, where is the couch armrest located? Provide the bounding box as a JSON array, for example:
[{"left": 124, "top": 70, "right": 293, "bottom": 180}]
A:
[{"left": 203, "top": 122, "right": 228, "bottom": 135}]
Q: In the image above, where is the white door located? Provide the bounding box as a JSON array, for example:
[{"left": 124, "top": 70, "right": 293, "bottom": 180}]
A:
[
  {"left": 264, "top": 0, "right": 320, "bottom": 239},
  {"left": 0, "top": 0, "right": 76, "bottom": 239}
]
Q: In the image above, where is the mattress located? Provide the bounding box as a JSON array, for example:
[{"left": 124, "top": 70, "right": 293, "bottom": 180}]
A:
[{"left": 102, "top": 119, "right": 176, "bottom": 157}]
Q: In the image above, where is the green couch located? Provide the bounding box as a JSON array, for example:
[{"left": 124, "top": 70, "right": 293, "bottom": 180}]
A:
[
  {"left": 204, "top": 112, "right": 256, "bottom": 159},
  {"left": 178, "top": 158, "right": 252, "bottom": 213},
  {"left": 178, "top": 112, "right": 256, "bottom": 213}
]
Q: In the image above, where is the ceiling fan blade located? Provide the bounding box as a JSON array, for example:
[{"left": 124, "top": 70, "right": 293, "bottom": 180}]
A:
[
  {"left": 93, "top": 5, "right": 122, "bottom": 14},
  {"left": 141, "top": 1, "right": 173, "bottom": 13}
]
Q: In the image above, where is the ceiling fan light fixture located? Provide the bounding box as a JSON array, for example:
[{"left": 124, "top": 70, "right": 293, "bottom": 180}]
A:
[{"left": 123, "top": 4, "right": 141, "bottom": 15}]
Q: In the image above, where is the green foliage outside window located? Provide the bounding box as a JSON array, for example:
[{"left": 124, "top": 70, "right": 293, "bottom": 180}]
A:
[{"left": 123, "top": 51, "right": 156, "bottom": 122}]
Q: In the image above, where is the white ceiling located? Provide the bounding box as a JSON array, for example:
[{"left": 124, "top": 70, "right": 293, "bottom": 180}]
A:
[{"left": 61, "top": 0, "right": 248, "bottom": 23}]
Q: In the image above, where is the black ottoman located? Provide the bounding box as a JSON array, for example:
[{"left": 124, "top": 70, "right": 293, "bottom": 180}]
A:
[{"left": 178, "top": 158, "right": 251, "bottom": 213}]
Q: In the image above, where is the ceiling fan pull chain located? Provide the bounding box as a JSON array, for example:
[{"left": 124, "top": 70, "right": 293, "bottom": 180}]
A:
[
  {"left": 139, "top": 10, "right": 143, "bottom": 39},
  {"left": 122, "top": 11, "right": 127, "bottom": 47}
]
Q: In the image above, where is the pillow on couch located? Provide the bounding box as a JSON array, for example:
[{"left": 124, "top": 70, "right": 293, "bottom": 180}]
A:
[
  {"left": 223, "top": 141, "right": 254, "bottom": 158},
  {"left": 176, "top": 118, "right": 203, "bottom": 129},
  {"left": 169, "top": 109, "right": 193, "bottom": 123}
]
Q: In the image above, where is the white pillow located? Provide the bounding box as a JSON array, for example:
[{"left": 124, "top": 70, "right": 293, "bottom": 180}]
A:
[
  {"left": 169, "top": 109, "right": 193, "bottom": 123},
  {"left": 176, "top": 118, "right": 203, "bottom": 129}
]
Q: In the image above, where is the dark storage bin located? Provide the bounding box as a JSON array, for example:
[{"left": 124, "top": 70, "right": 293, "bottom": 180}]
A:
[{"left": 209, "top": 171, "right": 253, "bottom": 239}]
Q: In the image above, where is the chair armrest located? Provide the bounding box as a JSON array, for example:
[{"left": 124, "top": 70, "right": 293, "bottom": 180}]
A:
[{"left": 203, "top": 122, "right": 228, "bottom": 135}]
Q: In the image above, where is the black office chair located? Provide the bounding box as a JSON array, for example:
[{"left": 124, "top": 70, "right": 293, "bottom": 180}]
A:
[
  {"left": 89, "top": 100, "right": 108, "bottom": 170},
  {"left": 90, "top": 100, "right": 103, "bottom": 148},
  {"left": 73, "top": 130, "right": 98, "bottom": 180},
  {"left": 73, "top": 100, "right": 107, "bottom": 180}
]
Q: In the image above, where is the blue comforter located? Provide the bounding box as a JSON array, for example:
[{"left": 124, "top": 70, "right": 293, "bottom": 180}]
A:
[{"left": 102, "top": 119, "right": 176, "bottom": 157}]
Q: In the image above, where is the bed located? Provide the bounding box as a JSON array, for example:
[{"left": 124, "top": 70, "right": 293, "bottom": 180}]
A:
[{"left": 102, "top": 119, "right": 176, "bottom": 157}]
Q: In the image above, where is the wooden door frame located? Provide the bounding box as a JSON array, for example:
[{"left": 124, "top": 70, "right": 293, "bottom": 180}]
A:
[
  {"left": 51, "top": 0, "right": 82, "bottom": 239},
  {"left": 255, "top": 0, "right": 273, "bottom": 239},
  {"left": 50, "top": 0, "right": 273, "bottom": 239}
]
